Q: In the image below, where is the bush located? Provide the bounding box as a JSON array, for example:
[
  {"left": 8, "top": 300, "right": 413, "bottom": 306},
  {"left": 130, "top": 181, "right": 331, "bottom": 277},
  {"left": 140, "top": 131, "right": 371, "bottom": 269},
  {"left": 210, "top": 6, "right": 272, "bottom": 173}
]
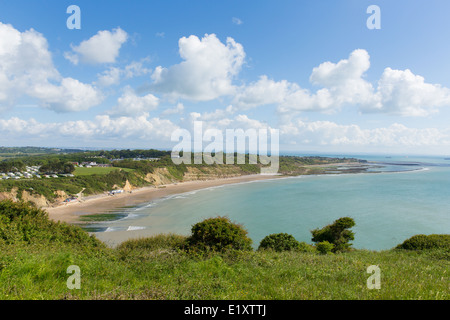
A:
[
  {"left": 258, "top": 233, "right": 301, "bottom": 252},
  {"left": 316, "top": 241, "right": 335, "bottom": 254},
  {"left": 311, "top": 217, "right": 355, "bottom": 252},
  {"left": 186, "top": 216, "right": 253, "bottom": 253},
  {"left": 297, "top": 241, "right": 317, "bottom": 253},
  {"left": 0, "top": 200, "right": 103, "bottom": 248},
  {"left": 117, "top": 234, "right": 188, "bottom": 252},
  {"left": 396, "top": 234, "right": 450, "bottom": 250}
]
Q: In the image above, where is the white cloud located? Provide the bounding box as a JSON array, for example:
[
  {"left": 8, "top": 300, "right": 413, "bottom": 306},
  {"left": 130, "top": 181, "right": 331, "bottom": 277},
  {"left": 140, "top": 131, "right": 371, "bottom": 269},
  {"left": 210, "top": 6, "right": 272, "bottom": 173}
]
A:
[
  {"left": 235, "top": 49, "right": 450, "bottom": 117},
  {"left": 161, "top": 103, "right": 185, "bottom": 116},
  {"left": 279, "top": 117, "right": 450, "bottom": 148},
  {"left": 232, "top": 17, "right": 243, "bottom": 25},
  {"left": 151, "top": 34, "right": 245, "bottom": 101},
  {"left": 96, "top": 59, "right": 151, "bottom": 87},
  {"left": 309, "top": 49, "right": 375, "bottom": 107},
  {"left": 362, "top": 68, "right": 450, "bottom": 116},
  {"left": 96, "top": 67, "right": 122, "bottom": 87},
  {"left": 234, "top": 76, "right": 292, "bottom": 108},
  {"left": 0, "top": 22, "right": 103, "bottom": 113},
  {"left": 107, "top": 87, "right": 159, "bottom": 117},
  {"left": 65, "top": 28, "right": 128, "bottom": 65},
  {"left": 0, "top": 114, "right": 178, "bottom": 144},
  {"left": 185, "top": 106, "right": 272, "bottom": 135},
  {"left": 123, "top": 59, "right": 152, "bottom": 79},
  {"left": 30, "top": 77, "right": 103, "bottom": 112}
]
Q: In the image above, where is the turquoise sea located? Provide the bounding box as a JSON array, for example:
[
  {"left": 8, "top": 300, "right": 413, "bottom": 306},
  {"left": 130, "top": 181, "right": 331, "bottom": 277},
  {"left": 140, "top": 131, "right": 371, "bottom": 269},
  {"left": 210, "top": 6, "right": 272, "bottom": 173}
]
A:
[{"left": 91, "top": 155, "right": 450, "bottom": 250}]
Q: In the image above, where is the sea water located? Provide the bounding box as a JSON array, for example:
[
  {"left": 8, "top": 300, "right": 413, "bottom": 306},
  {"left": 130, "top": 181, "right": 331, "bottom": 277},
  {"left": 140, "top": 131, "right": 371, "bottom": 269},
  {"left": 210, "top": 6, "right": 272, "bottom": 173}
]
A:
[{"left": 90, "top": 155, "right": 450, "bottom": 250}]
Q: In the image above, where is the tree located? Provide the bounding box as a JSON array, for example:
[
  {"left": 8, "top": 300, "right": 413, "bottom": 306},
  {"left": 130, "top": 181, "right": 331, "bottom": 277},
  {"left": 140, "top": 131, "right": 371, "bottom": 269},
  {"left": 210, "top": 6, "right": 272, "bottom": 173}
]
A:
[
  {"left": 311, "top": 217, "right": 355, "bottom": 252},
  {"left": 186, "top": 216, "right": 253, "bottom": 253},
  {"left": 0, "top": 160, "right": 25, "bottom": 172},
  {"left": 39, "top": 160, "right": 75, "bottom": 174},
  {"left": 258, "top": 233, "right": 301, "bottom": 252}
]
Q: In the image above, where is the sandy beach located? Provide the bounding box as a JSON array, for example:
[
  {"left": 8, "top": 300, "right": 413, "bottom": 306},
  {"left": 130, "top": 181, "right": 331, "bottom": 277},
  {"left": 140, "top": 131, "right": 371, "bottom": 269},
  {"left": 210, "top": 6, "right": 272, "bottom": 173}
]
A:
[{"left": 45, "top": 174, "right": 282, "bottom": 224}]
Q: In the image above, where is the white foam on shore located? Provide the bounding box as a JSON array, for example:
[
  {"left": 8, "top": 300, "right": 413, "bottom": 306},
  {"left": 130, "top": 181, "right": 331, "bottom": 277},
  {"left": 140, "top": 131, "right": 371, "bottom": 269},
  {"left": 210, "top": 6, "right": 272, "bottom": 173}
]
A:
[
  {"left": 105, "top": 227, "right": 124, "bottom": 232},
  {"left": 127, "top": 226, "right": 146, "bottom": 231}
]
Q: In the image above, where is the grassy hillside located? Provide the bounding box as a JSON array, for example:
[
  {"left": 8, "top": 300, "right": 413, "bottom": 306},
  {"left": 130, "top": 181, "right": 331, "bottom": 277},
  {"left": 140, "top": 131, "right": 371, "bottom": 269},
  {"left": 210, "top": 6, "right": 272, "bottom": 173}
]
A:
[
  {"left": 73, "top": 167, "right": 134, "bottom": 176},
  {"left": 0, "top": 201, "right": 448, "bottom": 300}
]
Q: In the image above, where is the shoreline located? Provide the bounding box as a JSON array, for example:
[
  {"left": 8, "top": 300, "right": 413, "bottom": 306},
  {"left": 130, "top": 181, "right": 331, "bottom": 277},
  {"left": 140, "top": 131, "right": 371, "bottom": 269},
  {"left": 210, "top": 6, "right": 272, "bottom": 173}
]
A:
[
  {"left": 45, "top": 174, "right": 284, "bottom": 224},
  {"left": 44, "top": 160, "right": 422, "bottom": 224}
]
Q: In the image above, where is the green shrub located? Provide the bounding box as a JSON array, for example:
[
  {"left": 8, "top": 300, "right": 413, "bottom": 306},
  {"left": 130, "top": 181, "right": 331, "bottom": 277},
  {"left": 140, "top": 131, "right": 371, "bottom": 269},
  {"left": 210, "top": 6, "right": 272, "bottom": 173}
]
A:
[
  {"left": 0, "top": 200, "right": 103, "bottom": 248},
  {"left": 311, "top": 217, "right": 355, "bottom": 252},
  {"left": 396, "top": 234, "right": 450, "bottom": 250},
  {"left": 117, "top": 234, "right": 188, "bottom": 252},
  {"left": 186, "top": 216, "right": 253, "bottom": 253},
  {"left": 297, "top": 241, "right": 317, "bottom": 253},
  {"left": 316, "top": 241, "right": 335, "bottom": 254},
  {"left": 258, "top": 233, "right": 301, "bottom": 252}
]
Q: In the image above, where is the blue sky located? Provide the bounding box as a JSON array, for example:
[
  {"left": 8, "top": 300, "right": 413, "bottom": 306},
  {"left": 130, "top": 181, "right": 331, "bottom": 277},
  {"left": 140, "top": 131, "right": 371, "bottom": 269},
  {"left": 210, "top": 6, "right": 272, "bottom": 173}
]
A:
[{"left": 1, "top": 0, "right": 450, "bottom": 155}]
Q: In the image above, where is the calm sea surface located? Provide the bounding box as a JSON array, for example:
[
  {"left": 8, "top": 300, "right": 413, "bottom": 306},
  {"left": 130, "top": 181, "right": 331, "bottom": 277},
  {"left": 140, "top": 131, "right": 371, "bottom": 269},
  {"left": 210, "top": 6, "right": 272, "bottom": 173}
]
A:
[{"left": 90, "top": 155, "right": 450, "bottom": 250}]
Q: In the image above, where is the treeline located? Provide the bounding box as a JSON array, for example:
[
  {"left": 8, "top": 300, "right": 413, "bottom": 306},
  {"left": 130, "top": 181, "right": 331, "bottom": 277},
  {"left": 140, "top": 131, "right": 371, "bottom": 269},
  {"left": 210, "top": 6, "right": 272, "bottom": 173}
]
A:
[
  {"left": 0, "top": 160, "right": 26, "bottom": 172},
  {"left": 96, "top": 149, "right": 170, "bottom": 159},
  {"left": 0, "top": 146, "right": 83, "bottom": 158},
  {"left": 39, "top": 160, "right": 75, "bottom": 174},
  {"left": 1, "top": 149, "right": 169, "bottom": 167}
]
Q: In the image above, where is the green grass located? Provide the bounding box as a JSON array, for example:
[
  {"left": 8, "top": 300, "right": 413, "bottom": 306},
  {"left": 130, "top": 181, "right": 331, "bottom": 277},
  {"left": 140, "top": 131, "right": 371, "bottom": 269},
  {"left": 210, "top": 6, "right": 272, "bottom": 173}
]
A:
[
  {"left": 73, "top": 167, "right": 134, "bottom": 176},
  {"left": 0, "top": 243, "right": 448, "bottom": 300},
  {"left": 0, "top": 198, "right": 448, "bottom": 300}
]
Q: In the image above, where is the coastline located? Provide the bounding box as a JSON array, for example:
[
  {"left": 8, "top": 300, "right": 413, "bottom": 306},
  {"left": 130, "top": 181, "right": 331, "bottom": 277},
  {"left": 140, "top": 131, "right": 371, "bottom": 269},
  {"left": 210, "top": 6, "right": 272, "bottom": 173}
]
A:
[
  {"left": 45, "top": 161, "right": 371, "bottom": 224},
  {"left": 45, "top": 174, "right": 283, "bottom": 224}
]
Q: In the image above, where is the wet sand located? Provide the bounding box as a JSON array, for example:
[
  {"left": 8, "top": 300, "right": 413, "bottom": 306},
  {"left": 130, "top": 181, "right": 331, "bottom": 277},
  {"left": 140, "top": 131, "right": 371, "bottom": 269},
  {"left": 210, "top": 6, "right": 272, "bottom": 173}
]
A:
[{"left": 46, "top": 174, "right": 282, "bottom": 224}]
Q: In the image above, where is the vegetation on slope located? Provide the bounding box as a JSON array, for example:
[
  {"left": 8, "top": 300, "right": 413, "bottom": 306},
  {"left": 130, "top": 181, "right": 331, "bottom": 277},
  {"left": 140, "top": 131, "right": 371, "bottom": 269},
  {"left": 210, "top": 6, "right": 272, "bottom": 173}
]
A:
[
  {"left": 0, "top": 149, "right": 364, "bottom": 207},
  {"left": 0, "top": 201, "right": 448, "bottom": 300}
]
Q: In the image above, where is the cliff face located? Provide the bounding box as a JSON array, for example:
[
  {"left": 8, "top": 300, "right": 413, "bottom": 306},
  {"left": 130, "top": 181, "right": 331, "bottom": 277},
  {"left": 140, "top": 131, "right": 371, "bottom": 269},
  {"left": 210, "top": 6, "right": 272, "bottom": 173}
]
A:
[
  {"left": 0, "top": 187, "right": 18, "bottom": 202},
  {"left": 0, "top": 165, "right": 255, "bottom": 209},
  {"left": 0, "top": 188, "right": 53, "bottom": 208},
  {"left": 145, "top": 168, "right": 178, "bottom": 186},
  {"left": 182, "top": 166, "right": 245, "bottom": 181},
  {"left": 21, "top": 191, "right": 51, "bottom": 208}
]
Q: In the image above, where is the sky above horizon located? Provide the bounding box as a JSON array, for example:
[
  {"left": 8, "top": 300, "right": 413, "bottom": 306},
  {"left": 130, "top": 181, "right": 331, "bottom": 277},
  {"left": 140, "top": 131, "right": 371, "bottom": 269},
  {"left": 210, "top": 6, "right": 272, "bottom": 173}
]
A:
[{"left": 1, "top": 0, "right": 450, "bottom": 155}]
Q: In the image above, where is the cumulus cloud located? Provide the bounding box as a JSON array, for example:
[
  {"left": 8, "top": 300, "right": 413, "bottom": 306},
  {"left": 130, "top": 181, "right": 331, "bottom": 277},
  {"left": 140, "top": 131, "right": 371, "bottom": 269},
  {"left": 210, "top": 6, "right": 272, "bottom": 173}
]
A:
[
  {"left": 160, "top": 103, "right": 185, "bottom": 116},
  {"left": 107, "top": 87, "right": 159, "bottom": 117},
  {"left": 96, "top": 59, "right": 151, "bottom": 87},
  {"left": 96, "top": 67, "right": 122, "bottom": 87},
  {"left": 235, "top": 49, "right": 374, "bottom": 112},
  {"left": 184, "top": 106, "right": 272, "bottom": 136},
  {"left": 279, "top": 118, "right": 450, "bottom": 148},
  {"left": 30, "top": 77, "right": 103, "bottom": 112},
  {"left": 309, "top": 49, "right": 375, "bottom": 107},
  {"left": 362, "top": 68, "right": 450, "bottom": 116},
  {"left": 65, "top": 28, "right": 128, "bottom": 65},
  {"left": 0, "top": 22, "right": 103, "bottom": 112},
  {"left": 150, "top": 34, "right": 245, "bottom": 101},
  {"left": 0, "top": 114, "right": 178, "bottom": 144},
  {"left": 234, "top": 76, "right": 292, "bottom": 108},
  {"left": 235, "top": 49, "right": 450, "bottom": 117}
]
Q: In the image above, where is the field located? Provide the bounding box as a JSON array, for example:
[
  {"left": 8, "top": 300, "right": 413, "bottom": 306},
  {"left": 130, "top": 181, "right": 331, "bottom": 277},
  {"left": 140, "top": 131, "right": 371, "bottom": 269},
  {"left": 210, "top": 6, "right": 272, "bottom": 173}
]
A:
[{"left": 73, "top": 167, "right": 134, "bottom": 176}]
